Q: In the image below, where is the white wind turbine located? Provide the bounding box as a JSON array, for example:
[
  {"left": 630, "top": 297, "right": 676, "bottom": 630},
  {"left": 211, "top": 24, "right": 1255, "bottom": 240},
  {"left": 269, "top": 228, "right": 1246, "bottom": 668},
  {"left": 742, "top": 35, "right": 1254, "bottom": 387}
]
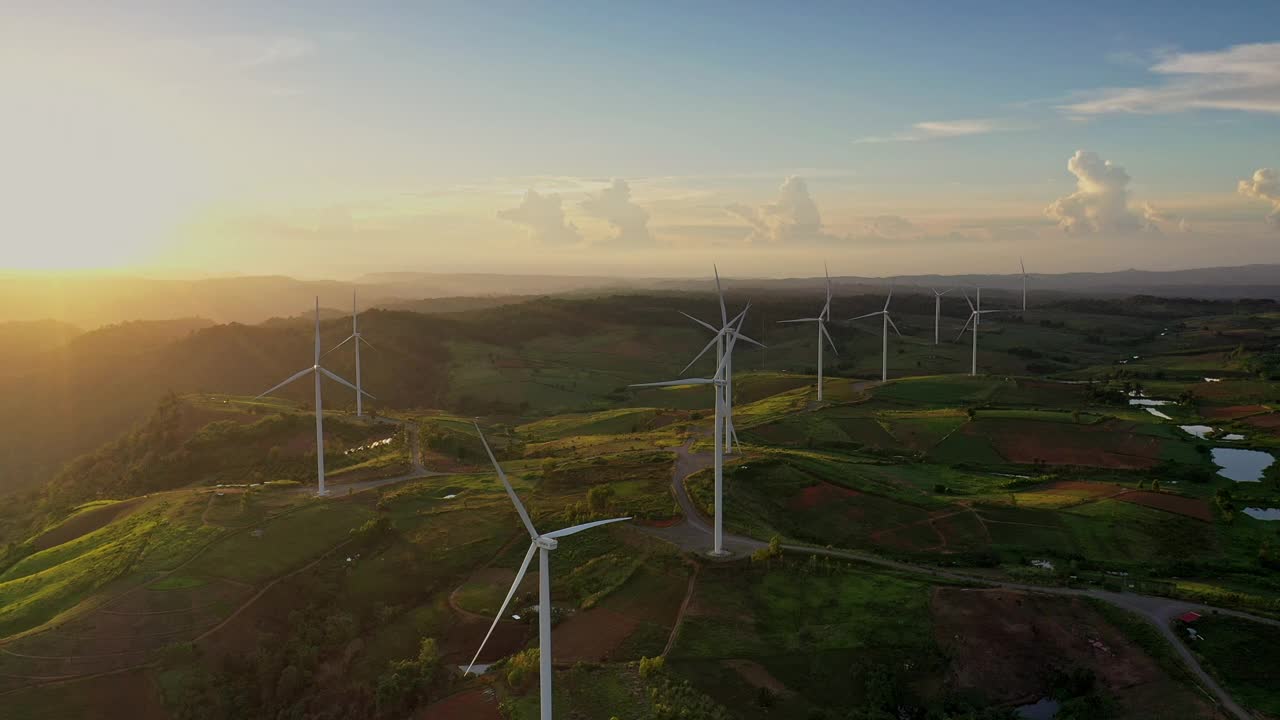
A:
[
  {"left": 466, "top": 425, "right": 629, "bottom": 720},
  {"left": 325, "top": 290, "right": 376, "bottom": 417},
  {"left": 1020, "top": 257, "right": 1028, "bottom": 312},
  {"left": 956, "top": 287, "right": 1004, "bottom": 376},
  {"left": 931, "top": 288, "right": 952, "bottom": 345},
  {"left": 679, "top": 265, "right": 765, "bottom": 454},
  {"left": 849, "top": 283, "right": 902, "bottom": 383},
  {"left": 255, "top": 298, "right": 373, "bottom": 496},
  {"left": 777, "top": 265, "right": 837, "bottom": 401},
  {"left": 631, "top": 311, "right": 745, "bottom": 556}
]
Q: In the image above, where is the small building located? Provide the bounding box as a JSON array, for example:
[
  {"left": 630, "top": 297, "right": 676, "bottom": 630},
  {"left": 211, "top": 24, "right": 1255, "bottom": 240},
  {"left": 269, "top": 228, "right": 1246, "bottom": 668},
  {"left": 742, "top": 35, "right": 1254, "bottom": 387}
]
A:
[{"left": 1178, "top": 611, "right": 1202, "bottom": 623}]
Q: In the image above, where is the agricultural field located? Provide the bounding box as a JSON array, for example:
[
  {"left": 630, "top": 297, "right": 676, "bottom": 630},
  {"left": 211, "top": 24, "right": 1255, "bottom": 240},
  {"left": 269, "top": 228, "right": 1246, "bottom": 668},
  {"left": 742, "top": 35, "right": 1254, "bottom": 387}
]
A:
[{"left": 4, "top": 293, "right": 1280, "bottom": 719}]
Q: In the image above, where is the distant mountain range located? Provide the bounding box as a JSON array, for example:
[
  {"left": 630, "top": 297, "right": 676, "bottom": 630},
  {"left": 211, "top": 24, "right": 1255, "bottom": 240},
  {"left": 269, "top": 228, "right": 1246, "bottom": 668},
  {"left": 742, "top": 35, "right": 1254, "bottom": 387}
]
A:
[{"left": 2, "top": 264, "right": 1277, "bottom": 329}]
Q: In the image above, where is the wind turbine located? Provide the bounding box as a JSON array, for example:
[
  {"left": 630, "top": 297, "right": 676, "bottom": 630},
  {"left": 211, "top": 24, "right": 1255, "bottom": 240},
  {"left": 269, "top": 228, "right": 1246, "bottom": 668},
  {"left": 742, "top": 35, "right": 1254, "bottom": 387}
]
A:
[
  {"left": 466, "top": 425, "right": 629, "bottom": 720},
  {"left": 325, "top": 290, "right": 376, "bottom": 417},
  {"left": 849, "top": 283, "right": 902, "bottom": 383},
  {"left": 777, "top": 265, "right": 837, "bottom": 401},
  {"left": 631, "top": 311, "right": 745, "bottom": 556},
  {"left": 679, "top": 265, "right": 765, "bottom": 454},
  {"left": 956, "top": 287, "right": 1004, "bottom": 376},
  {"left": 255, "top": 298, "right": 373, "bottom": 496},
  {"left": 1020, "top": 257, "right": 1027, "bottom": 312},
  {"left": 931, "top": 288, "right": 952, "bottom": 345}
]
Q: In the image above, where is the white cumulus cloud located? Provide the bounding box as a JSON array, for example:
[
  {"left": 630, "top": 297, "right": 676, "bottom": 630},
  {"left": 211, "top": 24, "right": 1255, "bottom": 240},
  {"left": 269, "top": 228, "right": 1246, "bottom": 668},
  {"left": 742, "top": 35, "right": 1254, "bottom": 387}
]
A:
[
  {"left": 1062, "top": 42, "right": 1280, "bottom": 115},
  {"left": 726, "top": 176, "right": 831, "bottom": 243},
  {"left": 1045, "top": 151, "right": 1141, "bottom": 234},
  {"left": 1238, "top": 168, "right": 1280, "bottom": 226},
  {"left": 1142, "top": 202, "right": 1191, "bottom": 233},
  {"left": 497, "top": 189, "right": 582, "bottom": 245},
  {"left": 579, "top": 179, "right": 652, "bottom": 245}
]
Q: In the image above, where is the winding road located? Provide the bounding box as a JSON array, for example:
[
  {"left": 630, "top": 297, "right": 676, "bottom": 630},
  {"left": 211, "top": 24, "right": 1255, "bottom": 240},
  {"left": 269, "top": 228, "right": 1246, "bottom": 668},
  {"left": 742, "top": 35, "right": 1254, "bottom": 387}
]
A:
[{"left": 643, "top": 439, "right": 1272, "bottom": 720}]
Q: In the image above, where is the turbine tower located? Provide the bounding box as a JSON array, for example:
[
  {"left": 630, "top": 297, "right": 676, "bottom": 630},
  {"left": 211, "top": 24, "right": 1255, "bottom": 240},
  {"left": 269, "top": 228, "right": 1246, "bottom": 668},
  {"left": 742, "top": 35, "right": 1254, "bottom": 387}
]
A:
[
  {"left": 931, "top": 288, "right": 951, "bottom": 345},
  {"left": 1020, "top": 257, "right": 1027, "bottom": 312},
  {"left": 255, "top": 298, "right": 373, "bottom": 495},
  {"left": 327, "top": 290, "right": 376, "bottom": 417},
  {"left": 679, "top": 265, "right": 764, "bottom": 454},
  {"left": 631, "top": 311, "right": 745, "bottom": 556},
  {"left": 467, "top": 425, "right": 629, "bottom": 720},
  {"left": 849, "top": 283, "right": 902, "bottom": 383},
  {"left": 778, "top": 265, "right": 837, "bottom": 401},
  {"left": 956, "top": 287, "right": 1004, "bottom": 376}
]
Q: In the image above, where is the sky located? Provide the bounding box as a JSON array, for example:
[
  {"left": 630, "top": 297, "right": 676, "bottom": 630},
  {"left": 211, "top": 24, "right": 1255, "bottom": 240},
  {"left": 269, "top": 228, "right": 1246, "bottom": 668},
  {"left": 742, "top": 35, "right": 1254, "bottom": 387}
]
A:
[{"left": 1, "top": 1, "right": 1278, "bottom": 279}]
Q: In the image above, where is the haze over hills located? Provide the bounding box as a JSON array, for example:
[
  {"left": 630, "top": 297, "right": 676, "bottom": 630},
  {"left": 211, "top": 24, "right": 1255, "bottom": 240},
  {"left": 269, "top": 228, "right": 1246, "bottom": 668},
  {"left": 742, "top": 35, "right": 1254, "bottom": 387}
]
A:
[{"left": 4, "top": 264, "right": 1279, "bottom": 329}]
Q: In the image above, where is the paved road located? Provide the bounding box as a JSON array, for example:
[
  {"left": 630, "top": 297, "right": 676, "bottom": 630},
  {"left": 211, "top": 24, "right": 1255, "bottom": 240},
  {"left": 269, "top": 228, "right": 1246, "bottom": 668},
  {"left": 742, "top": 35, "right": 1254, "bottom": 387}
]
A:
[{"left": 643, "top": 440, "right": 1264, "bottom": 720}]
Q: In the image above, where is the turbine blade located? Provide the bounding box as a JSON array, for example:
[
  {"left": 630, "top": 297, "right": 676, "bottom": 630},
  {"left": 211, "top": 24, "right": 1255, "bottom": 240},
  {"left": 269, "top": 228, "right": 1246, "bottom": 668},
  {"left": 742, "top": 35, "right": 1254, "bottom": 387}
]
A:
[
  {"left": 629, "top": 378, "right": 714, "bottom": 388},
  {"left": 319, "top": 367, "right": 374, "bottom": 399},
  {"left": 962, "top": 291, "right": 975, "bottom": 313},
  {"left": 717, "top": 313, "right": 748, "bottom": 373},
  {"left": 955, "top": 313, "right": 975, "bottom": 342},
  {"left": 848, "top": 311, "right": 882, "bottom": 321},
  {"left": 820, "top": 322, "right": 839, "bottom": 356},
  {"left": 777, "top": 317, "right": 820, "bottom": 324},
  {"left": 679, "top": 311, "right": 719, "bottom": 334},
  {"left": 322, "top": 334, "right": 355, "bottom": 358},
  {"left": 884, "top": 281, "right": 893, "bottom": 311},
  {"left": 681, "top": 332, "right": 723, "bottom": 375},
  {"left": 359, "top": 336, "right": 377, "bottom": 351},
  {"left": 734, "top": 332, "right": 766, "bottom": 349},
  {"left": 475, "top": 423, "right": 539, "bottom": 539},
  {"left": 255, "top": 367, "right": 314, "bottom": 399},
  {"left": 886, "top": 315, "right": 903, "bottom": 337},
  {"left": 823, "top": 262, "right": 832, "bottom": 319},
  {"left": 544, "top": 516, "right": 631, "bottom": 539},
  {"left": 730, "top": 423, "right": 741, "bottom": 448},
  {"left": 465, "top": 541, "right": 537, "bottom": 675},
  {"left": 714, "top": 265, "right": 727, "bottom": 327}
]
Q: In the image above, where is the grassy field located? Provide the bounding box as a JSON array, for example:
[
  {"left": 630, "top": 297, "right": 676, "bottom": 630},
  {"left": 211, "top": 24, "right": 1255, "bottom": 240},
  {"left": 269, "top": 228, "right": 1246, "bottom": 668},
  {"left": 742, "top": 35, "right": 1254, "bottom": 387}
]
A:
[
  {"left": 185, "top": 499, "right": 373, "bottom": 583},
  {"left": 1188, "top": 615, "right": 1280, "bottom": 717},
  {"left": 0, "top": 493, "right": 220, "bottom": 639}
]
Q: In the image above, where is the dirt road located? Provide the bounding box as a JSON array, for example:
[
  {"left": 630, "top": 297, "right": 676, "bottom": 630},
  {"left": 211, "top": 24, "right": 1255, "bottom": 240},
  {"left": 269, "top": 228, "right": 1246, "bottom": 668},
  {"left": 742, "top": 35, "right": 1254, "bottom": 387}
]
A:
[{"left": 644, "top": 439, "right": 1265, "bottom": 720}]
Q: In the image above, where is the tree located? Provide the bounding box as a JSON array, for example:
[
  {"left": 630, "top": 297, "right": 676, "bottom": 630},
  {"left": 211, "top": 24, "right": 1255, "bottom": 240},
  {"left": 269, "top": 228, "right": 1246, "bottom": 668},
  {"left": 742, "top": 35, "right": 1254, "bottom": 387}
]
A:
[
  {"left": 587, "top": 485, "right": 616, "bottom": 516},
  {"left": 1150, "top": 479, "right": 1161, "bottom": 492}
]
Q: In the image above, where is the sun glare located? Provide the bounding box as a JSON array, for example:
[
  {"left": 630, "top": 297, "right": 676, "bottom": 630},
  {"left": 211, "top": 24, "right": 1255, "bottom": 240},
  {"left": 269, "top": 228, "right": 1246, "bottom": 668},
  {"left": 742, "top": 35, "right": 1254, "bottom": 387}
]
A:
[{"left": 0, "top": 58, "right": 216, "bottom": 270}]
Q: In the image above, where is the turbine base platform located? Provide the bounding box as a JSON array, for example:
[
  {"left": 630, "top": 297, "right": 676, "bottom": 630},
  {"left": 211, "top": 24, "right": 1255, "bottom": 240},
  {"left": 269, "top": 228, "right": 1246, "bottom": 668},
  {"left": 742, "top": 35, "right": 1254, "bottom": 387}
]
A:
[{"left": 707, "top": 549, "right": 732, "bottom": 558}]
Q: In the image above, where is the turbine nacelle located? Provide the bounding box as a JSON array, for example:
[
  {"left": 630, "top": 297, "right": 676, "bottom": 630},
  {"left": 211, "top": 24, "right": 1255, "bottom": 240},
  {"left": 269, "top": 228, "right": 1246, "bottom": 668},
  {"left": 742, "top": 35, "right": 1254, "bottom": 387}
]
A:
[{"left": 534, "top": 536, "right": 559, "bottom": 551}]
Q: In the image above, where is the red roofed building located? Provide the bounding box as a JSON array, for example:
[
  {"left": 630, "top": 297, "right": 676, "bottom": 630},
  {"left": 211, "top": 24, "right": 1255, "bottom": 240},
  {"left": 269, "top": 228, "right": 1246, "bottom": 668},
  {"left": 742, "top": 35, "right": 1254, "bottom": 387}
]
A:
[{"left": 1178, "top": 611, "right": 1202, "bottom": 623}]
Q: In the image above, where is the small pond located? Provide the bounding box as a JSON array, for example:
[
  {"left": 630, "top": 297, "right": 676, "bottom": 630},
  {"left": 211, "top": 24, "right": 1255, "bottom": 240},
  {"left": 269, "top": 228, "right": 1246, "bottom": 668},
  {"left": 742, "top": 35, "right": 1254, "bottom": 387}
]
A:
[
  {"left": 1243, "top": 507, "right": 1280, "bottom": 521},
  {"left": 1129, "top": 398, "right": 1173, "bottom": 406},
  {"left": 1016, "top": 697, "right": 1061, "bottom": 720},
  {"left": 1179, "top": 425, "right": 1214, "bottom": 439},
  {"left": 1211, "top": 448, "right": 1275, "bottom": 482},
  {"left": 1145, "top": 408, "right": 1172, "bottom": 420}
]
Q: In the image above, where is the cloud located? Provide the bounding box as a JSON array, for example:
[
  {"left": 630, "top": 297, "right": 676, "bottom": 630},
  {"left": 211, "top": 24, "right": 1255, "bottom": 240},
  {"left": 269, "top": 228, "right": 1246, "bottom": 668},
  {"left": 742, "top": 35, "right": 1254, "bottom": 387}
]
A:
[
  {"left": 1238, "top": 168, "right": 1280, "bottom": 226},
  {"left": 1061, "top": 42, "right": 1280, "bottom": 115},
  {"left": 859, "top": 215, "right": 919, "bottom": 238},
  {"left": 855, "top": 119, "right": 1003, "bottom": 144},
  {"left": 1045, "top": 150, "right": 1141, "bottom": 234},
  {"left": 224, "top": 34, "right": 315, "bottom": 70},
  {"left": 725, "top": 176, "right": 831, "bottom": 243},
  {"left": 497, "top": 189, "right": 582, "bottom": 245},
  {"left": 578, "top": 179, "right": 653, "bottom": 245},
  {"left": 1142, "top": 202, "right": 1191, "bottom": 233}
]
